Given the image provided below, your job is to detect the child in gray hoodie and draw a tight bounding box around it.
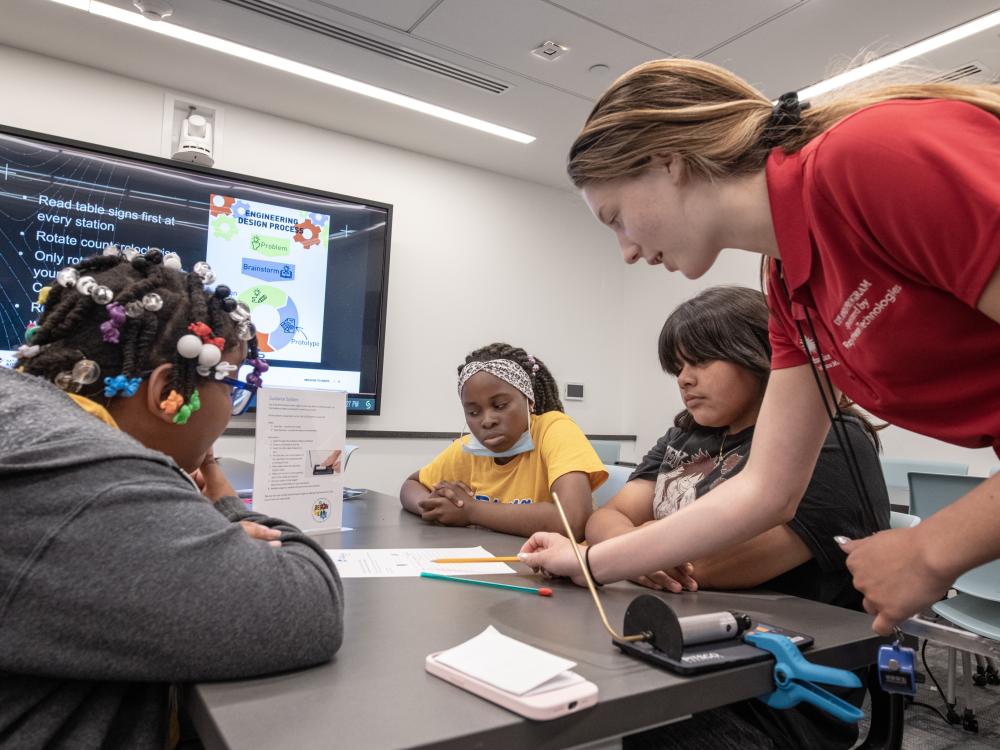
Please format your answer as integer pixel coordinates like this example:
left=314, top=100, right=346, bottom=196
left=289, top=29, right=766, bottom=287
left=0, top=249, right=344, bottom=749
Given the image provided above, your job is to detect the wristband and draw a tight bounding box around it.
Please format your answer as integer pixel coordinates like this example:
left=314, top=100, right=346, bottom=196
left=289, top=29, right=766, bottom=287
left=584, top=544, right=603, bottom=587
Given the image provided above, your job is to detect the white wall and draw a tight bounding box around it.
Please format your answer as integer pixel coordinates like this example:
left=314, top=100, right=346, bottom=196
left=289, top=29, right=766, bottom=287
left=0, top=44, right=631, bottom=493
left=3, top=44, right=993, bottom=496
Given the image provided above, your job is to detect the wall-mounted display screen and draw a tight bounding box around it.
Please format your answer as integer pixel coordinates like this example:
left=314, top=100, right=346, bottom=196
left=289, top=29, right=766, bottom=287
left=0, top=126, right=391, bottom=414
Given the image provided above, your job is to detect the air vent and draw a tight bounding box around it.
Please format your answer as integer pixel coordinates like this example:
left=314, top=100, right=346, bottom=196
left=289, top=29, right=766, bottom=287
left=218, top=0, right=510, bottom=94
left=933, top=62, right=985, bottom=83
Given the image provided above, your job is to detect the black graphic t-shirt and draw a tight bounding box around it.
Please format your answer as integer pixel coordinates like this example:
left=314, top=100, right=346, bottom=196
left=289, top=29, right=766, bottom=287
left=629, top=417, right=890, bottom=750
left=630, top=416, right=889, bottom=609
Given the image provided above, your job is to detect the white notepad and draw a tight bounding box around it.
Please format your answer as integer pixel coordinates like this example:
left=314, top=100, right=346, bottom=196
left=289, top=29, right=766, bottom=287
left=434, top=626, right=576, bottom=695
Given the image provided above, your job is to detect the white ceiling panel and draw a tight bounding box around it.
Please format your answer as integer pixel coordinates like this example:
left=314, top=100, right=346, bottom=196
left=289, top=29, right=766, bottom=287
left=550, top=0, right=802, bottom=57
left=703, top=0, right=1000, bottom=96
left=277, top=0, right=442, bottom=32
left=413, top=0, right=665, bottom=98
left=3, top=0, right=997, bottom=190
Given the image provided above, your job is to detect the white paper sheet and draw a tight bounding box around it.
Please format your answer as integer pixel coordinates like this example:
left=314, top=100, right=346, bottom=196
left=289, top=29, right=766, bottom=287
left=325, top=546, right=516, bottom=578
left=434, top=626, right=577, bottom=695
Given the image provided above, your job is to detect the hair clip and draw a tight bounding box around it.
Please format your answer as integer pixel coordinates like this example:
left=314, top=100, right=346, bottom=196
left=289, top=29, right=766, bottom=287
left=172, top=390, right=201, bottom=425
left=192, top=261, right=216, bottom=285
left=56, top=267, right=79, bottom=288
left=209, top=361, right=238, bottom=380
left=160, top=390, right=184, bottom=416
left=229, top=301, right=252, bottom=323
left=37, top=286, right=51, bottom=306
left=236, top=321, right=255, bottom=341
left=162, top=252, right=183, bottom=270
left=15, top=344, right=40, bottom=359
left=121, top=247, right=140, bottom=262
left=74, top=275, right=115, bottom=305
left=100, top=303, right=127, bottom=344
left=24, top=322, right=39, bottom=342
left=103, top=373, right=143, bottom=398
left=141, top=293, right=163, bottom=312
left=54, top=358, right=101, bottom=392
left=102, top=244, right=120, bottom=257
left=245, top=357, right=269, bottom=388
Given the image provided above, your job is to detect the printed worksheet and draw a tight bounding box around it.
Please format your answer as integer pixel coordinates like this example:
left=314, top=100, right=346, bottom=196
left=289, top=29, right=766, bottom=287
left=324, top=546, right=517, bottom=578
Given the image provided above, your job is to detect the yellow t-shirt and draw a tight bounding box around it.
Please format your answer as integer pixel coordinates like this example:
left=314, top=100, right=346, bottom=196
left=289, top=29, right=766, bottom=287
left=418, top=411, right=607, bottom=505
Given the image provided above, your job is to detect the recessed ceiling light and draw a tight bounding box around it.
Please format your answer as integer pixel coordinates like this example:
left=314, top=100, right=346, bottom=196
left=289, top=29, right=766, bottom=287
left=45, top=0, right=536, bottom=144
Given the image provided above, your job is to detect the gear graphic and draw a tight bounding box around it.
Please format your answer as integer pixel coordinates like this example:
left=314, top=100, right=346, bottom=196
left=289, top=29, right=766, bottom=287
left=209, top=194, right=235, bottom=217
left=307, top=212, right=329, bottom=227
left=213, top=214, right=239, bottom=241
left=232, top=200, right=252, bottom=220
left=293, top=218, right=321, bottom=249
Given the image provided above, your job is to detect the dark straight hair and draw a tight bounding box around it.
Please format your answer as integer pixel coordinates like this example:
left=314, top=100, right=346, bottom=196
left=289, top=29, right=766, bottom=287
left=660, top=285, right=881, bottom=448
left=659, top=286, right=771, bottom=432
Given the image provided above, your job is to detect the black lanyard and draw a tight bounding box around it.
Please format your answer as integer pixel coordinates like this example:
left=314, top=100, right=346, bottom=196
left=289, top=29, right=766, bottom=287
left=777, top=261, right=882, bottom=533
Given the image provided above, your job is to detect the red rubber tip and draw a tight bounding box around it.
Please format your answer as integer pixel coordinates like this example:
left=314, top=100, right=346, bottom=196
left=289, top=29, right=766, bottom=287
left=538, top=587, right=554, bottom=597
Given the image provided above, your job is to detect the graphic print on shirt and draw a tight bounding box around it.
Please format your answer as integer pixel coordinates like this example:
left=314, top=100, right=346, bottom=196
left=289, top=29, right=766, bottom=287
left=653, top=447, right=746, bottom=519
left=831, top=278, right=904, bottom=350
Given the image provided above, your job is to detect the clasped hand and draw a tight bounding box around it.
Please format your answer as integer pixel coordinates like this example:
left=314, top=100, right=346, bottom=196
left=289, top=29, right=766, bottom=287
left=419, top=481, right=475, bottom=526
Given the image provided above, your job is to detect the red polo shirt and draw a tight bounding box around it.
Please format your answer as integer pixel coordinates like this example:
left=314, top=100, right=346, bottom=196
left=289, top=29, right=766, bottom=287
left=765, top=99, right=1000, bottom=456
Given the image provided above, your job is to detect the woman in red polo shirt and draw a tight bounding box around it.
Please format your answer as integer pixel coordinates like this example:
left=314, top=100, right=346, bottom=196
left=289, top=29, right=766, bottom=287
left=519, top=58, right=1000, bottom=636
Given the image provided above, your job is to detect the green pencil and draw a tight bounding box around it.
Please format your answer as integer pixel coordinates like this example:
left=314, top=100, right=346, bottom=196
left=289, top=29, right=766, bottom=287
left=420, top=571, right=553, bottom=596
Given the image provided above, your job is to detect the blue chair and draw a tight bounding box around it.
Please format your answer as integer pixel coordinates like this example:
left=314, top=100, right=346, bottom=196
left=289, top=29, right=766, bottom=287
left=590, top=440, right=621, bottom=464
left=593, top=464, right=633, bottom=507
left=880, top=458, right=968, bottom=488
left=933, top=595, right=1000, bottom=642
left=908, top=472, right=982, bottom=519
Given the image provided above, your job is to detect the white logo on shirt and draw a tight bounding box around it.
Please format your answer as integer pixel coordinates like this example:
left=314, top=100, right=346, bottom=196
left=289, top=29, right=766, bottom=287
left=840, top=284, right=903, bottom=349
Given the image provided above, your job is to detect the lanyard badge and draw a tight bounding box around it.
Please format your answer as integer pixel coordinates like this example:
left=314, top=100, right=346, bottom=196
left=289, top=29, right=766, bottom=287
left=877, top=628, right=916, bottom=696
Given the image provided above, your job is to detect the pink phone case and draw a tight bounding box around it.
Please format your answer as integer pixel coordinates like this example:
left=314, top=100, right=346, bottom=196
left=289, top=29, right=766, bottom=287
left=425, top=652, right=598, bottom=720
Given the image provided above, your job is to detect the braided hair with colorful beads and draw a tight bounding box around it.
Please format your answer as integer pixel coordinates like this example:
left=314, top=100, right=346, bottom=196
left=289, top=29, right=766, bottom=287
left=19, top=248, right=261, bottom=423
left=458, top=343, right=564, bottom=415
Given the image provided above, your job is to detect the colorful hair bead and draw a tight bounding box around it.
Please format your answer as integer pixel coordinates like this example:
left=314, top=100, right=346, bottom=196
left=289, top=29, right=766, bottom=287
left=100, top=302, right=127, bottom=344
left=172, top=389, right=201, bottom=425
left=103, top=374, right=143, bottom=398
left=160, top=390, right=184, bottom=416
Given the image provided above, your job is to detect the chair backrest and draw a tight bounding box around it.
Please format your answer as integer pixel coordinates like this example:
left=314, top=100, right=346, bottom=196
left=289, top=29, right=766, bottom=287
left=908, top=472, right=984, bottom=519
left=953, top=560, right=1000, bottom=603
left=589, top=440, right=621, bottom=464
left=880, top=458, right=967, bottom=489
left=593, top=464, right=633, bottom=507
left=889, top=511, right=921, bottom=529
left=216, top=457, right=255, bottom=496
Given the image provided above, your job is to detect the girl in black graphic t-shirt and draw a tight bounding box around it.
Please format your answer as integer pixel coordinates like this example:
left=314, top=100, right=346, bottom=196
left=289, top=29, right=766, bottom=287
left=586, top=286, right=888, bottom=750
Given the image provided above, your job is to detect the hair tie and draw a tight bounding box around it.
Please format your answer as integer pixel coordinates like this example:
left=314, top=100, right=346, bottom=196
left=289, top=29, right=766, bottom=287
left=760, top=92, right=809, bottom=150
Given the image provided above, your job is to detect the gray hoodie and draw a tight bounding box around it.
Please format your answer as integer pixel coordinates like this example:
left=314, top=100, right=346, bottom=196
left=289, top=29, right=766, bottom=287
left=0, top=367, right=344, bottom=749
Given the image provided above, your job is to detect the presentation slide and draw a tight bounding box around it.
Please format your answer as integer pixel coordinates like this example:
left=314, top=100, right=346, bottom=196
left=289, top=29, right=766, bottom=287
left=0, top=129, right=390, bottom=411
left=207, top=193, right=329, bottom=365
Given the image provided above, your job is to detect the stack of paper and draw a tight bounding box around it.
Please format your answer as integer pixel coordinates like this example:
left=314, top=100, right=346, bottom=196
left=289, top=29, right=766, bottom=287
left=434, top=626, right=577, bottom=695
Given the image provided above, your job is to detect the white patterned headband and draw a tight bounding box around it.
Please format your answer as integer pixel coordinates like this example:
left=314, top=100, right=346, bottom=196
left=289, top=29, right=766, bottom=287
left=457, top=359, right=535, bottom=402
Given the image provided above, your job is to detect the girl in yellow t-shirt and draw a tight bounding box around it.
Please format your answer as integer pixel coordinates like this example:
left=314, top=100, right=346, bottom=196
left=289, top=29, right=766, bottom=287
left=399, top=343, right=607, bottom=540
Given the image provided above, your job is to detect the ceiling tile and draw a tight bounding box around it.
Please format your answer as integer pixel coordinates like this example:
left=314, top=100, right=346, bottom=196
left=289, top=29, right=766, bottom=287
left=703, top=0, right=1000, bottom=96
left=550, top=0, right=801, bottom=57
left=271, top=0, right=442, bottom=32
left=413, top=0, right=664, bottom=98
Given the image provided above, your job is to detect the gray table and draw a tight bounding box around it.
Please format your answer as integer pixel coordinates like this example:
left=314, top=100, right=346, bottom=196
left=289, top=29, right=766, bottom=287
left=187, top=491, right=886, bottom=750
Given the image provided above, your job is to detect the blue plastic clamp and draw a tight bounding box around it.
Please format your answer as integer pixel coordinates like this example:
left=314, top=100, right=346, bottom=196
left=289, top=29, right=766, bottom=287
left=745, top=631, right=864, bottom=723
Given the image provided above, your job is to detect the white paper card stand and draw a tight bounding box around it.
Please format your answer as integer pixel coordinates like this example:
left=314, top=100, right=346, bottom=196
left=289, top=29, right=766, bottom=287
left=252, top=387, right=345, bottom=532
